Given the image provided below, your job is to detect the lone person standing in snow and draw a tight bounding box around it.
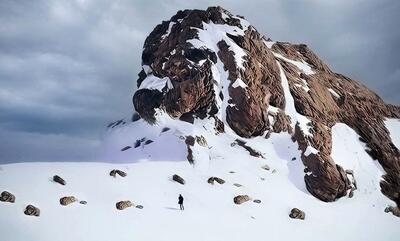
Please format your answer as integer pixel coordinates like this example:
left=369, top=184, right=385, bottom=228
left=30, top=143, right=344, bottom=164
left=178, top=194, right=184, bottom=210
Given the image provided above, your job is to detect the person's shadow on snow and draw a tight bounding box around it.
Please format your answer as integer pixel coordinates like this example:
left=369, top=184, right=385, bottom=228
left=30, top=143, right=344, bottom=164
left=164, top=207, right=180, bottom=211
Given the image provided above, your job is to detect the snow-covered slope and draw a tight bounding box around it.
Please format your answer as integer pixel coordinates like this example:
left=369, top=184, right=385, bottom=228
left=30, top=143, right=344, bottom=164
left=1, top=115, right=399, bottom=241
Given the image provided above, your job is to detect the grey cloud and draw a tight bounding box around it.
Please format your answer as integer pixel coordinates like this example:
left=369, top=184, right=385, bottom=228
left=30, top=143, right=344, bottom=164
left=0, top=0, right=399, bottom=163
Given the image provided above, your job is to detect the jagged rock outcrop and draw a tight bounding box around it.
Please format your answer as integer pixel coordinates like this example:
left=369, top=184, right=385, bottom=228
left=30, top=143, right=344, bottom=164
left=132, top=6, right=400, bottom=205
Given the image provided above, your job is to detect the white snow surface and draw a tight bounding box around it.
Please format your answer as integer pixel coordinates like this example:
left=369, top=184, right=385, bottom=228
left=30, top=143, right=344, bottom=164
left=385, top=118, right=400, bottom=149
left=139, top=74, right=173, bottom=91
left=1, top=113, right=399, bottom=241
left=274, top=53, right=315, bottom=75
left=328, top=88, right=340, bottom=98
left=277, top=62, right=313, bottom=137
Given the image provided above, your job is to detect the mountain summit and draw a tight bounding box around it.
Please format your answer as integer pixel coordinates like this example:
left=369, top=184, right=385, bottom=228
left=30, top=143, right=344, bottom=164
left=131, top=6, right=400, bottom=206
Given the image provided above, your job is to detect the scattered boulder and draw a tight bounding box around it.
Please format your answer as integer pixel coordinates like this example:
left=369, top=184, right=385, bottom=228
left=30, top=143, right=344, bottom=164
left=134, top=140, right=141, bottom=148
left=233, top=183, right=242, bottom=187
left=291, top=157, right=296, bottom=161
left=24, top=205, right=40, bottom=217
left=172, top=174, right=185, bottom=185
left=110, top=169, right=127, bottom=178
left=234, top=195, right=250, bottom=205
left=121, top=146, right=132, bottom=151
left=253, top=199, right=262, bottom=204
left=79, top=200, right=87, bottom=205
left=207, top=177, right=226, bottom=185
left=53, top=175, right=66, bottom=185
left=144, top=139, right=153, bottom=145
left=384, top=206, right=400, bottom=217
left=161, top=127, right=170, bottom=133
left=229, top=171, right=236, bottom=174
left=289, top=208, right=305, bottom=220
left=0, top=191, right=15, bottom=203
left=261, top=164, right=270, bottom=171
left=116, top=200, right=133, bottom=210
left=60, top=196, right=77, bottom=206
left=136, top=205, right=144, bottom=209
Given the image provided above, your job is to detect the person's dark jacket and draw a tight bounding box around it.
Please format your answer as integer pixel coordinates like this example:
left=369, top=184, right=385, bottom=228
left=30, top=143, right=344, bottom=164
left=178, top=195, right=184, bottom=204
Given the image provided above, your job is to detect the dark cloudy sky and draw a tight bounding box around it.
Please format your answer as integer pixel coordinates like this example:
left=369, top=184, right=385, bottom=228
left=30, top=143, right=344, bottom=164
left=0, top=0, right=399, bottom=163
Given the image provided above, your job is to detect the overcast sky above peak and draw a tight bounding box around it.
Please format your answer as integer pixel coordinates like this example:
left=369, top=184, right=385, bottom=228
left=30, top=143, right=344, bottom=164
left=0, top=0, right=399, bottom=163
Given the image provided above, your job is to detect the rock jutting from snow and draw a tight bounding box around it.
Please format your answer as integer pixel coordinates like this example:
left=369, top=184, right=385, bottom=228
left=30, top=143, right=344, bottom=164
left=172, top=174, right=185, bottom=185
left=289, top=208, right=305, bottom=220
left=116, top=200, right=133, bottom=210
left=24, top=205, right=40, bottom=217
left=131, top=6, right=400, bottom=206
left=60, top=196, right=77, bottom=206
left=110, top=169, right=127, bottom=178
left=234, top=195, right=250, bottom=205
left=207, top=177, right=226, bottom=185
left=0, top=191, right=15, bottom=203
left=53, top=175, right=66, bottom=185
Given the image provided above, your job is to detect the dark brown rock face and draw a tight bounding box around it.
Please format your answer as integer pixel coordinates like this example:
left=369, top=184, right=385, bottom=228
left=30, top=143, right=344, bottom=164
left=132, top=6, right=400, bottom=205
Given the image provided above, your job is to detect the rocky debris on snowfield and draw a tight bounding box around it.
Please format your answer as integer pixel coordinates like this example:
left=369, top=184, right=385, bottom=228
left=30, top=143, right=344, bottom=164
left=233, top=139, right=264, bottom=158
left=261, top=164, right=270, bottom=171
left=60, top=196, right=77, bottom=206
left=110, top=169, right=127, bottom=178
left=24, top=205, right=40, bottom=217
left=233, top=183, right=242, bottom=187
left=291, top=157, right=296, bottom=161
left=134, top=140, right=141, bottom=148
left=107, top=119, right=126, bottom=128
left=207, top=177, right=225, bottom=185
left=196, top=135, right=208, bottom=147
left=384, top=206, right=400, bottom=217
left=0, top=191, right=15, bottom=203
left=144, top=139, right=153, bottom=145
left=172, top=174, right=185, bottom=185
left=253, top=199, right=262, bottom=203
left=53, top=175, right=66, bottom=185
left=161, top=127, right=170, bottom=133
left=136, top=205, right=144, bottom=209
left=289, top=208, right=305, bottom=220
left=234, top=195, right=250, bottom=205
left=116, top=200, right=133, bottom=210
left=121, top=146, right=131, bottom=151
left=131, top=5, right=400, bottom=206
left=79, top=200, right=87, bottom=205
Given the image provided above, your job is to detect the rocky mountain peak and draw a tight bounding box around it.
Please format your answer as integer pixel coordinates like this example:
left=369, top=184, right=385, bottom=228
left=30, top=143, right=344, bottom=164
left=132, top=6, right=400, bottom=206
